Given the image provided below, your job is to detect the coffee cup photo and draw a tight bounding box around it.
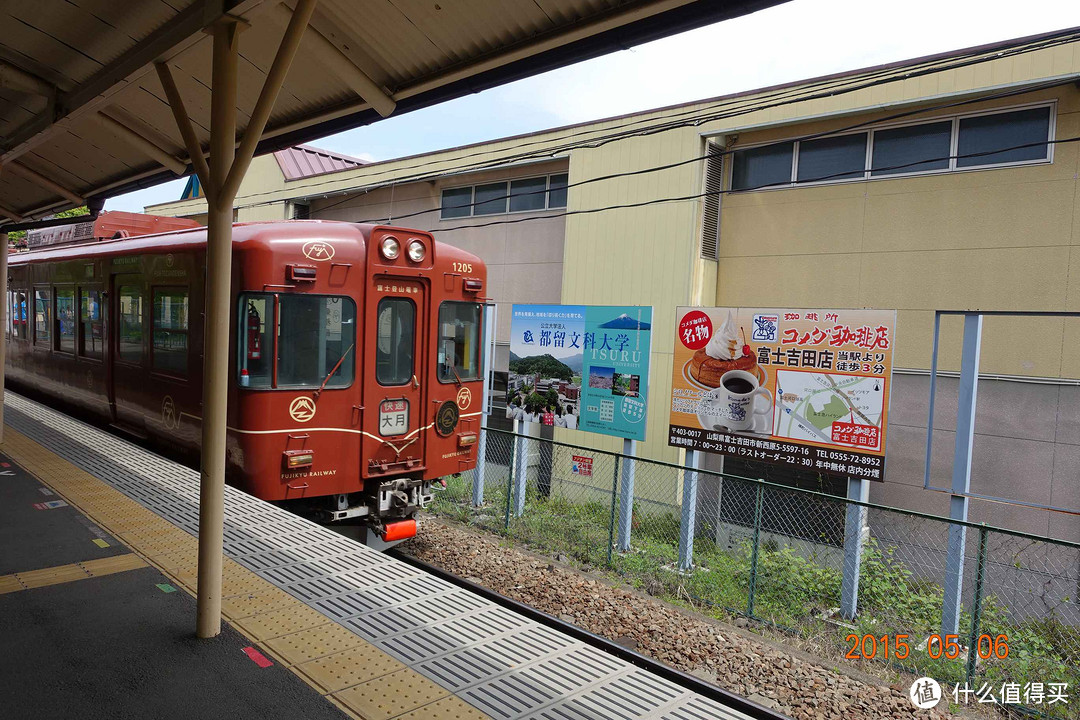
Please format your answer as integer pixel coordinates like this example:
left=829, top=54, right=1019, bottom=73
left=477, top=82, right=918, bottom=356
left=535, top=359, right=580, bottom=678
left=696, top=369, right=773, bottom=433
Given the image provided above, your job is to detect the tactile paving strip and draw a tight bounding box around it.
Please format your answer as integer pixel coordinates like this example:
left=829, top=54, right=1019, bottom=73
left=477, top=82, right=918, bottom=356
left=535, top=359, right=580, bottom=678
left=5, top=392, right=753, bottom=720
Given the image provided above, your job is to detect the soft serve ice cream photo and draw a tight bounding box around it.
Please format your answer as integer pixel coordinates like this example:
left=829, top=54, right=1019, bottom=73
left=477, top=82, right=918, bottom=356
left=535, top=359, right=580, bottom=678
left=689, top=310, right=765, bottom=388
left=674, top=308, right=772, bottom=436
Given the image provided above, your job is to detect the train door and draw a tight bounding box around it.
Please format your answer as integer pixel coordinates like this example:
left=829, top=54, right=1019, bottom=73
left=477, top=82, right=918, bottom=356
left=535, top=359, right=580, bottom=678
left=109, top=273, right=148, bottom=428
left=361, top=284, right=427, bottom=476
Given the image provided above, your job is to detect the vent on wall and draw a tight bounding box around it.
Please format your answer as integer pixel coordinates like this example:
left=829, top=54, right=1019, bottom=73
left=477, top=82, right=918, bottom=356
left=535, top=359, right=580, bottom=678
left=700, top=141, right=723, bottom=261
left=292, top=202, right=310, bottom=220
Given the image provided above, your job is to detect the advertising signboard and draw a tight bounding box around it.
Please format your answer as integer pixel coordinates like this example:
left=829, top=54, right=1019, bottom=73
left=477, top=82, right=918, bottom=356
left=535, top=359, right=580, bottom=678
left=507, top=304, right=652, bottom=441
left=668, top=307, right=896, bottom=480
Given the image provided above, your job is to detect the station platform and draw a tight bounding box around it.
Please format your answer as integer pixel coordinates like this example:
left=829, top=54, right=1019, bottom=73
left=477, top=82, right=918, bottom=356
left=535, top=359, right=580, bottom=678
left=0, top=390, right=756, bottom=720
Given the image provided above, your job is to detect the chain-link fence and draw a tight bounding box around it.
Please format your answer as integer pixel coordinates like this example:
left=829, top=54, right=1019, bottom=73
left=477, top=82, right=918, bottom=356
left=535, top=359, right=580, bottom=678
left=431, top=427, right=1080, bottom=718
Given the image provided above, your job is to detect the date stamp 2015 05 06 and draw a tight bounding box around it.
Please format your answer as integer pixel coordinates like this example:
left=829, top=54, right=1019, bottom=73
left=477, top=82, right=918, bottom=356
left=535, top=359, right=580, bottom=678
left=843, top=633, right=1010, bottom=662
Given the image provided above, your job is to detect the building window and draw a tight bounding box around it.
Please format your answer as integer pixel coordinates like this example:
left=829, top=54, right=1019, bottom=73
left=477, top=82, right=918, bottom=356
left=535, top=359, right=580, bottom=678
left=957, top=106, right=1051, bottom=168
left=153, top=287, right=189, bottom=375
left=473, top=182, right=508, bottom=215
left=871, top=121, right=952, bottom=176
left=440, top=173, right=570, bottom=219
left=731, top=142, right=794, bottom=191
left=797, top=133, right=866, bottom=183
left=509, top=177, right=547, bottom=213
left=79, top=288, right=103, bottom=359
left=440, top=187, right=472, bottom=219
left=548, top=173, right=568, bottom=209
left=33, top=288, right=51, bottom=348
left=55, top=287, right=76, bottom=354
left=730, top=102, right=1054, bottom=191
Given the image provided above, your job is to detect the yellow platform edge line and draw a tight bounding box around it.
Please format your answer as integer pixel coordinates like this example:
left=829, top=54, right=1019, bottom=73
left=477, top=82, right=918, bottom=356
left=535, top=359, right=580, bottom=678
left=0, top=423, right=491, bottom=720
left=0, top=555, right=150, bottom=595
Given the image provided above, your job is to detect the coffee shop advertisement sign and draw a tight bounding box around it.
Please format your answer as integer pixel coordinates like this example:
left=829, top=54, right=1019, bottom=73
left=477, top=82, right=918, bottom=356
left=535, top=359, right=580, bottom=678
left=508, top=304, right=652, bottom=441
left=668, top=307, right=896, bottom=481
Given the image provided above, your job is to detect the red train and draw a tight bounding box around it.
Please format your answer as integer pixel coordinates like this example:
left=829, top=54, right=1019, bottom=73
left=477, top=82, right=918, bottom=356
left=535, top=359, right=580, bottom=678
left=6, top=212, right=487, bottom=543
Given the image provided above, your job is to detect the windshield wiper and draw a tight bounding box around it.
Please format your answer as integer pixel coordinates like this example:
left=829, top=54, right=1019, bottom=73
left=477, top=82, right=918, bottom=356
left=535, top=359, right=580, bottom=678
left=448, top=361, right=463, bottom=387
left=314, top=344, right=354, bottom=400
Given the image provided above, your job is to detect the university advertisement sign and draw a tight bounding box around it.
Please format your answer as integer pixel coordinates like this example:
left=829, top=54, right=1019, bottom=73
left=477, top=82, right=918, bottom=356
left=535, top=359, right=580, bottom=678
left=668, top=307, right=896, bottom=480
left=507, top=304, right=652, bottom=441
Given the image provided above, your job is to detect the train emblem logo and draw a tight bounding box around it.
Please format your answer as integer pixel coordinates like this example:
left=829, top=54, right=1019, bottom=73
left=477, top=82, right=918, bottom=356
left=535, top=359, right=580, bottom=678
left=456, top=387, right=472, bottom=410
left=289, top=396, right=317, bottom=423
left=161, top=396, right=180, bottom=431
left=302, top=240, right=335, bottom=262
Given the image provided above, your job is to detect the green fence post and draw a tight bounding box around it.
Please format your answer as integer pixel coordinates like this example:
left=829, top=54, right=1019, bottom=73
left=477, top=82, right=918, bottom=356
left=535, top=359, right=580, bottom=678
left=747, top=481, right=764, bottom=618
left=504, top=435, right=516, bottom=531
left=607, top=455, right=621, bottom=567
left=965, top=525, right=989, bottom=686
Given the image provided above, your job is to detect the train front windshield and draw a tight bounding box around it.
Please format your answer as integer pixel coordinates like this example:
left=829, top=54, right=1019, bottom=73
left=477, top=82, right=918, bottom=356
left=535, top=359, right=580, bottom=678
left=238, top=293, right=356, bottom=389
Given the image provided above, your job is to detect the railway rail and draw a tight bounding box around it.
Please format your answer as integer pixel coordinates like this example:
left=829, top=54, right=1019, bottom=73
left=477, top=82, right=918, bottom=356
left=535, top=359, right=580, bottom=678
left=391, top=550, right=792, bottom=720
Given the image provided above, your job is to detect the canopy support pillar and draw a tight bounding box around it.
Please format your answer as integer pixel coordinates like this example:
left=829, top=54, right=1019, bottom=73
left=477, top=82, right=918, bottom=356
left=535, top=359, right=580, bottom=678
left=195, top=16, right=241, bottom=640
left=187, top=0, right=317, bottom=640
left=0, top=228, right=7, bottom=444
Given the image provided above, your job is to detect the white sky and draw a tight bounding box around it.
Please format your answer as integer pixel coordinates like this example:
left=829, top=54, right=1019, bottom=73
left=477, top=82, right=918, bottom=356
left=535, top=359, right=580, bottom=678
left=107, top=0, right=1080, bottom=212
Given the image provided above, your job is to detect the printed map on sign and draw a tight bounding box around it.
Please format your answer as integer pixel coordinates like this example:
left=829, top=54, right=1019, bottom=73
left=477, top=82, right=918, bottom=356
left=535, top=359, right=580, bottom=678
left=774, top=371, right=884, bottom=449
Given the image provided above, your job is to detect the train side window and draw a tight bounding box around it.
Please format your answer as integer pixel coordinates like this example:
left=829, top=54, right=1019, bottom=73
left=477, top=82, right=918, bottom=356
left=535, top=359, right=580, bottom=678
left=152, top=287, right=189, bottom=376
left=33, top=288, right=51, bottom=348
left=277, top=295, right=356, bottom=389
left=118, top=285, right=144, bottom=364
left=376, top=298, right=415, bottom=386
left=237, top=293, right=272, bottom=388
left=79, top=288, right=103, bottom=359
left=55, top=287, right=76, bottom=354
left=437, top=302, right=482, bottom=383
left=5, top=291, right=11, bottom=338
left=12, top=290, right=27, bottom=340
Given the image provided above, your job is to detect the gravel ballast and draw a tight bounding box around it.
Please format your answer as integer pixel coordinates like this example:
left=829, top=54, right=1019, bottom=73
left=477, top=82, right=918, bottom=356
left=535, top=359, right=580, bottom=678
left=401, top=518, right=959, bottom=720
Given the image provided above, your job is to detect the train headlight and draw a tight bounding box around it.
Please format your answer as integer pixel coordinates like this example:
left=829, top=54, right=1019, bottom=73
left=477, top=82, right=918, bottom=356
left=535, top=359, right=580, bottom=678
left=380, top=236, right=400, bottom=260
left=406, top=239, right=426, bottom=262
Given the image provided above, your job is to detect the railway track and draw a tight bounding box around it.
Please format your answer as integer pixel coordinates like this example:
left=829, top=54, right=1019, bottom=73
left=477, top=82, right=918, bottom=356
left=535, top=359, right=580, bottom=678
left=390, top=550, right=792, bottom=720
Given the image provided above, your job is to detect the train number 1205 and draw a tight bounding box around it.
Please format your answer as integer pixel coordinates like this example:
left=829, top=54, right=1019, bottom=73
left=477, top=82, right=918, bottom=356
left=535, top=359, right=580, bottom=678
left=452, top=262, right=473, bottom=273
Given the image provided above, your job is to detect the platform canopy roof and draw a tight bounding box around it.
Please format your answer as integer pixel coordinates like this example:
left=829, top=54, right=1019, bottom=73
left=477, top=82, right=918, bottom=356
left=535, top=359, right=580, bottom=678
left=0, top=0, right=784, bottom=225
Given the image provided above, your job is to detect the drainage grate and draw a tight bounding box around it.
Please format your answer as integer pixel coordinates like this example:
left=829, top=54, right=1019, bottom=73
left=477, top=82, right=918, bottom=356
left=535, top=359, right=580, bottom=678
left=4, top=392, right=756, bottom=720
